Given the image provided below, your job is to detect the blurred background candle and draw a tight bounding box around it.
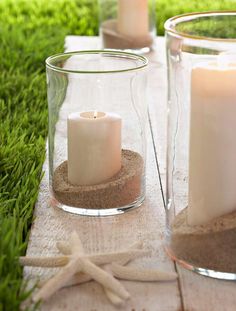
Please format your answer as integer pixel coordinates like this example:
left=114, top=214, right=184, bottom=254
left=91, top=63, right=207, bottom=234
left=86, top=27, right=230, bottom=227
left=67, top=111, right=121, bottom=186
left=117, top=0, right=149, bottom=38
left=99, top=0, right=155, bottom=51
left=188, top=62, right=236, bottom=226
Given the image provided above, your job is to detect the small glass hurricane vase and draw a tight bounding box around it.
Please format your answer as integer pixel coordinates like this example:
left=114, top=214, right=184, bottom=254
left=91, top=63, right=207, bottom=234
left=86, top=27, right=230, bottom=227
left=46, top=50, right=148, bottom=216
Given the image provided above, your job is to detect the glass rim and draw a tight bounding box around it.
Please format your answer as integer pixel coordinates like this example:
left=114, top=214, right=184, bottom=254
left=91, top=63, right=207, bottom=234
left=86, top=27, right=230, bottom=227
left=164, top=11, right=236, bottom=42
left=45, top=50, right=148, bottom=74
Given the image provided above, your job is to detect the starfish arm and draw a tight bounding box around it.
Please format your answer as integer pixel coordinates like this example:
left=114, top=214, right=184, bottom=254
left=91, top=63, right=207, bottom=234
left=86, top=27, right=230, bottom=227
left=56, top=242, right=71, bottom=255
left=62, top=272, right=92, bottom=287
left=87, top=249, right=149, bottom=265
left=104, top=288, right=124, bottom=306
left=40, top=265, right=124, bottom=306
left=81, top=259, right=130, bottom=300
left=19, top=256, right=69, bottom=267
left=103, top=265, right=124, bottom=306
left=20, top=249, right=148, bottom=269
left=128, top=241, right=143, bottom=250
left=118, top=241, right=144, bottom=266
left=69, top=231, right=84, bottom=254
left=111, top=263, right=178, bottom=282
left=33, top=258, right=82, bottom=302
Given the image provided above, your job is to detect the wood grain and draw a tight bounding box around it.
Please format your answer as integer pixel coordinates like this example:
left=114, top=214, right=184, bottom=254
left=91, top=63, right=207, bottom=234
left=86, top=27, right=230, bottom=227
left=23, top=36, right=182, bottom=311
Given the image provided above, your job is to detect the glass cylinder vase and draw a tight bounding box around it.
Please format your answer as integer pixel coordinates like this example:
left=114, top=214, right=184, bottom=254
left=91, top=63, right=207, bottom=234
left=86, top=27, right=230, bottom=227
left=99, top=0, right=156, bottom=53
left=46, top=50, right=148, bottom=216
left=165, top=12, right=236, bottom=279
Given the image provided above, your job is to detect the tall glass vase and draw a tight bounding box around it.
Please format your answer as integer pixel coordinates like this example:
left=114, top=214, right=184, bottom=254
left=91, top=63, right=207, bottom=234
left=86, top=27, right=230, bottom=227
left=165, top=12, right=236, bottom=279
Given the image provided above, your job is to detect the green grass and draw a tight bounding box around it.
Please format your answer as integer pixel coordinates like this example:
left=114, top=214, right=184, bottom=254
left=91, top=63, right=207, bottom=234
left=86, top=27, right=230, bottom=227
left=0, top=1, right=97, bottom=310
left=0, top=0, right=235, bottom=310
left=156, top=0, right=236, bottom=34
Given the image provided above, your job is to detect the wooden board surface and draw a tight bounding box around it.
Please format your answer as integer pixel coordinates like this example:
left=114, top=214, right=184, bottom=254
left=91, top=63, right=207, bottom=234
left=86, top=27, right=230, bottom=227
left=24, top=36, right=236, bottom=311
left=23, top=36, right=181, bottom=311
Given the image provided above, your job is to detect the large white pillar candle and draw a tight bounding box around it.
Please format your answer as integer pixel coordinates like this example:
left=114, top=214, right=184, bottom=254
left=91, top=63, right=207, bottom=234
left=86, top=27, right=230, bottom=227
left=188, top=64, right=236, bottom=226
left=117, top=0, right=149, bottom=38
left=67, top=111, right=121, bottom=186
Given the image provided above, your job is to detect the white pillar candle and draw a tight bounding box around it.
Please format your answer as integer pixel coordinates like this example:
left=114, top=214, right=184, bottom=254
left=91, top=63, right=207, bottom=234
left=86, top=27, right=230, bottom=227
left=117, top=0, right=149, bottom=38
left=67, top=111, right=121, bottom=186
left=188, top=63, right=236, bottom=226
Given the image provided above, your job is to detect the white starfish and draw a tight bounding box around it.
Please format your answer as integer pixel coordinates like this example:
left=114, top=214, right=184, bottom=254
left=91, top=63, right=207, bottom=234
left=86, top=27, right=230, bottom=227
left=20, top=231, right=177, bottom=305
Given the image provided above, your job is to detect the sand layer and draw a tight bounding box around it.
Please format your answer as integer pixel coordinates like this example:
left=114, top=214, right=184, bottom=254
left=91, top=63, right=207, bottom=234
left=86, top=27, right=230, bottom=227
left=170, top=208, right=236, bottom=273
left=52, top=149, right=143, bottom=209
left=101, top=19, right=153, bottom=50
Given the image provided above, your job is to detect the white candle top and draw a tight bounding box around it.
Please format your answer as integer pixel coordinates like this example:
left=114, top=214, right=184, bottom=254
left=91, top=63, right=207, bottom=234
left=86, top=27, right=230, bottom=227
left=191, top=63, right=236, bottom=97
left=79, top=111, right=105, bottom=119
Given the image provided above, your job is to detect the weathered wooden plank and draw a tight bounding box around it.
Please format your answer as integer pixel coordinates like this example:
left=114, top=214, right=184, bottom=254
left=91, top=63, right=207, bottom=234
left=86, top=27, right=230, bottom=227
left=148, top=36, right=236, bottom=311
left=23, top=36, right=182, bottom=311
